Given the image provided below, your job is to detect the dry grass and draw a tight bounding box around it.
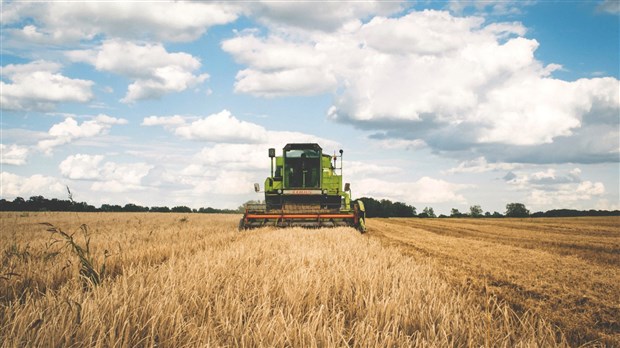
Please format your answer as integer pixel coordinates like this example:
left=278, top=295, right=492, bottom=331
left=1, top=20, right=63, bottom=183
left=368, top=217, right=620, bottom=347
left=0, top=212, right=567, bottom=347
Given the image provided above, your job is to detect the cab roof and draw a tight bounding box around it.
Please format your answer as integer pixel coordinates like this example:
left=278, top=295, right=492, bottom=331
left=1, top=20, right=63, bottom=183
left=283, top=143, right=322, bottom=151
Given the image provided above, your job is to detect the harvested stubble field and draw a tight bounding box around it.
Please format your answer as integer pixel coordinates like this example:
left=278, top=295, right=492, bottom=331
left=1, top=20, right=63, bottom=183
left=0, top=213, right=617, bottom=347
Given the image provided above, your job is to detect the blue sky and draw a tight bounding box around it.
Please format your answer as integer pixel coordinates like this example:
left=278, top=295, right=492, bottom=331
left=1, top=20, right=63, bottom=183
left=1, top=0, right=618, bottom=214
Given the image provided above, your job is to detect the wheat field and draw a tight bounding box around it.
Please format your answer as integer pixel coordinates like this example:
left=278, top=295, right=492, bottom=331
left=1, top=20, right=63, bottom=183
left=1, top=213, right=616, bottom=347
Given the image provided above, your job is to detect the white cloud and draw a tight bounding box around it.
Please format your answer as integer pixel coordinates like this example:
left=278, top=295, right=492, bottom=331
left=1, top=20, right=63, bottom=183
left=174, top=110, right=268, bottom=143
left=595, top=199, right=620, bottom=211
left=59, top=154, right=105, bottom=180
left=596, top=0, right=620, bottom=14
left=371, top=138, right=427, bottom=151
left=528, top=181, right=605, bottom=208
left=2, top=2, right=239, bottom=43
left=445, top=157, right=520, bottom=174
left=67, top=40, right=209, bottom=102
left=0, top=172, right=65, bottom=199
left=356, top=177, right=469, bottom=205
left=141, top=109, right=341, bottom=198
left=0, top=144, right=29, bottom=165
left=143, top=109, right=340, bottom=150
left=234, top=68, right=338, bottom=97
left=447, top=0, right=535, bottom=15
left=141, top=115, right=187, bottom=128
left=249, top=0, right=403, bottom=32
left=37, top=115, right=128, bottom=154
left=504, top=167, right=606, bottom=209
left=222, top=34, right=338, bottom=96
left=347, top=161, right=402, bottom=179
left=189, top=170, right=257, bottom=195
left=59, top=154, right=153, bottom=192
left=510, top=168, right=583, bottom=187
left=0, top=60, right=93, bottom=111
left=195, top=144, right=266, bottom=171
left=223, top=10, right=619, bottom=164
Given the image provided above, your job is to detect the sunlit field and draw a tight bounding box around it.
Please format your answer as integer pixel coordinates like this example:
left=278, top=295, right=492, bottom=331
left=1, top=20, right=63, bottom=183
left=368, top=217, right=620, bottom=347
left=2, top=212, right=617, bottom=346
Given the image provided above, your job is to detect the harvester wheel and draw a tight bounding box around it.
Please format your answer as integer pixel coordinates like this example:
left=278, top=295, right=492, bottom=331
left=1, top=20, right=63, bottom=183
left=238, top=218, right=245, bottom=231
left=358, top=217, right=366, bottom=233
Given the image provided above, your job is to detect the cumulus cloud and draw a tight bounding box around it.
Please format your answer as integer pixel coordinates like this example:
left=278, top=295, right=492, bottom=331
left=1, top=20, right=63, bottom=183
left=174, top=110, right=268, bottom=143
left=59, top=154, right=153, bottom=192
left=596, top=0, right=620, bottom=14
left=505, top=167, right=606, bottom=209
left=142, top=109, right=339, bottom=149
left=445, top=157, right=521, bottom=174
left=222, top=35, right=337, bottom=96
left=1, top=60, right=93, bottom=111
left=67, top=40, right=208, bottom=102
left=528, top=181, right=605, bottom=208
left=141, top=109, right=341, bottom=197
left=0, top=144, right=29, bottom=165
left=249, top=0, right=403, bottom=32
left=356, top=177, right=470, bottom=205
left=37, top=114, right=128, bottom=154
left=447, top=0, right=535, bottom=15
left=371, top=139, right=427, bottom=151
left=0, top=172, right=65, bottom=198
left=141, top=115, right=186, bottom=128
left=346, top=161, right=402, bottom=179
left=2, top=1, right=239, bottom=43
left=222, top=10, right=619, bottom=164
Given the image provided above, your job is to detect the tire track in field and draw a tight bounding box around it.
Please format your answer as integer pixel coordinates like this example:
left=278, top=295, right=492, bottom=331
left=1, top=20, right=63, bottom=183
left=365, top=218, right=620, bottom=347
left=384, top=218, right=620, bottom=266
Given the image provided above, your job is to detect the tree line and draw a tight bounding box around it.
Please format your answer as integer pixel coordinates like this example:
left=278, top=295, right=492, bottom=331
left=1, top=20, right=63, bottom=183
left=358, top=198, right=618, bottom=218
left=1, top=195, right=618, bottom=218
left=0, top=196, right=239, bottom=214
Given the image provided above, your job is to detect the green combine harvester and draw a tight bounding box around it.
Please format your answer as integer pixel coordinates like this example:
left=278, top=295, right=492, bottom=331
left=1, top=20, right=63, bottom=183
left=240, top=143, right=366, bottom=232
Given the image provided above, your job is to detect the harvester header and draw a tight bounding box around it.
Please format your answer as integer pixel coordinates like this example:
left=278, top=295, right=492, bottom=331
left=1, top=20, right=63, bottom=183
left=240, top=143, right=366, bottom=232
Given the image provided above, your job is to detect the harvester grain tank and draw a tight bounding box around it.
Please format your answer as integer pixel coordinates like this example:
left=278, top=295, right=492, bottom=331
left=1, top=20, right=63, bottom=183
left=240, top=143, right=366, bottom=232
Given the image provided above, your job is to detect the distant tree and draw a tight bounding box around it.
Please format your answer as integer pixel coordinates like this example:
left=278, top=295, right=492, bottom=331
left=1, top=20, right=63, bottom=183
left=72, top=201, right=97, bottom=212
left=150, top=206, right=171, bottom=213
left=0, top=199, right=11, bottom=211
left=450, top=208, right=463, bottom=218
left=469, top=205, right=483, bottom=218
left=101, top=204, right=123, bottom=212
left=484, top=212, right=491, bottom=217
left=49, top=198, right=73, bottom=211
left=123, top=203, right=148, bottom=212
left=171, top=206, right=192, bottom=213
left=12, top=197, right=26, bottom=210
left=359, top=198, right=385, bottom=217
left=28, top=196, right=48, bottom=211
left=421, top=207, right=436, bottom=218
left=505, top=203, right=530, bottom=217
left=392, top=201, right=416, bottom=217
left=492, top=211, right=503, bottom=218
left=358, top=197, right=415, bottom=218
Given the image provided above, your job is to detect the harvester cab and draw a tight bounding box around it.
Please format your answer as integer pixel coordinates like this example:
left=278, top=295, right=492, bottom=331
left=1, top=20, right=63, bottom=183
left=240, top=143, right=366, bottom=232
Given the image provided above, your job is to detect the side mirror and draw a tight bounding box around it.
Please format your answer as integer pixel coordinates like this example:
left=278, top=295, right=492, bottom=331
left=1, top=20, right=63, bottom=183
left=268, top=148, right=275, bottom=158
left=254, top=183, right=260, bottom=192
left=344, top=183, right=350, bottom=191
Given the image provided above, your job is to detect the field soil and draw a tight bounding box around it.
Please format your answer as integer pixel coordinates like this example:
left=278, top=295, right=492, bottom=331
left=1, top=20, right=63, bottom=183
left=367, top=217, right=620, bottom=346
left=1, top=213, right=618, bottom=347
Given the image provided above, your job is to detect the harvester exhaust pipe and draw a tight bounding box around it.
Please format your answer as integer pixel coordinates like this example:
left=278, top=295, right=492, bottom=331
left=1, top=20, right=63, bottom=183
left=339, top=149, right=343, bottom=176
left=268, top=148, right=275, bottom=177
